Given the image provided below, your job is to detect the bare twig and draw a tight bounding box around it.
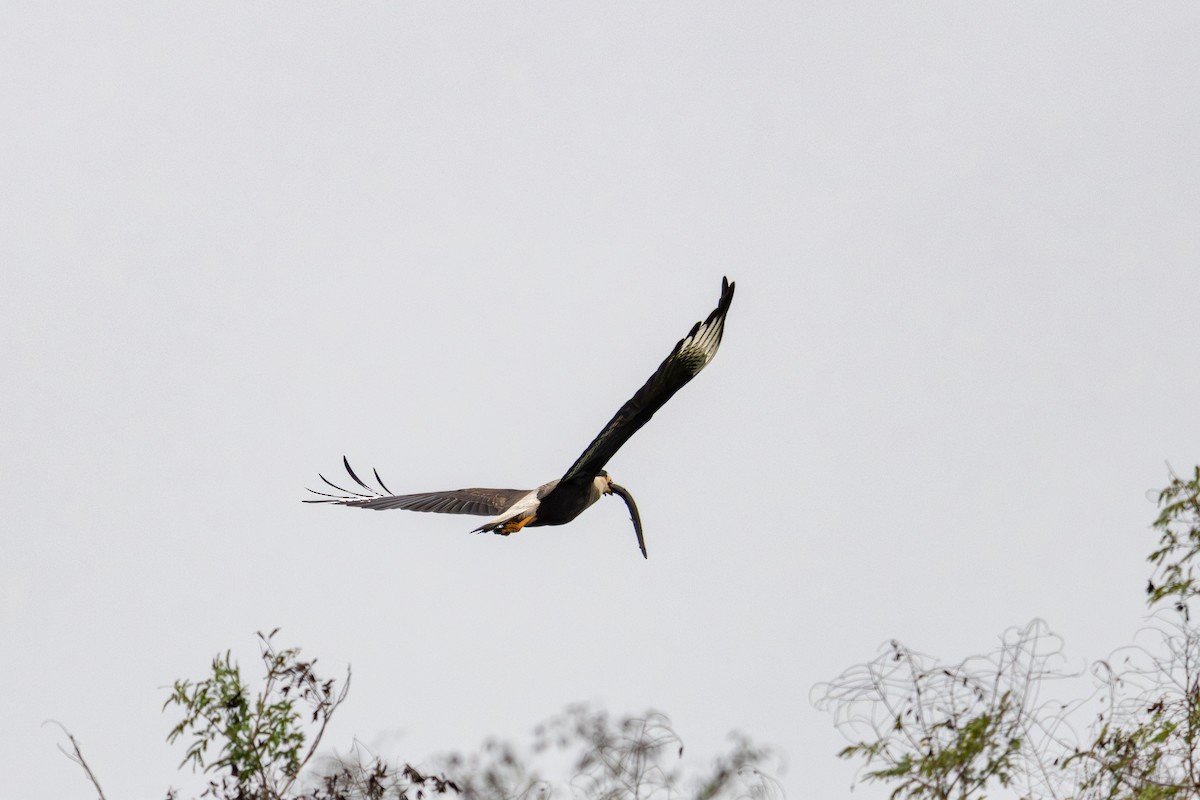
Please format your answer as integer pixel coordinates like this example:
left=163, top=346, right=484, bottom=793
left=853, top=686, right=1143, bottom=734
left=44, top=720, right=108, bottom=800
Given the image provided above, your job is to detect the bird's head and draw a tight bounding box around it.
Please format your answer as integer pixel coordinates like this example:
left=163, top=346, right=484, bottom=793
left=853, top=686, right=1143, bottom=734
left=596, top=469, right=614, bottom=495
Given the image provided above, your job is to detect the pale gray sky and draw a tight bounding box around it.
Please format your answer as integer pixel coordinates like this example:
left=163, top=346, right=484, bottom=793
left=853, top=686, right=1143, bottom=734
left=3, top=4, right=1199, bottom=799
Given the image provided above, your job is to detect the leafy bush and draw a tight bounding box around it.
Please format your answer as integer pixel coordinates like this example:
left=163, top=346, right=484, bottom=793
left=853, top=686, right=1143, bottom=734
left=817, top=465, right=1200, bottom=800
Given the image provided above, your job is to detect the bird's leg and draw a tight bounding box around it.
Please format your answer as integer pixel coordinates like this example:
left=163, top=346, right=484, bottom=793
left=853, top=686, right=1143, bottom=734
left=497, top=516, right=535, bottom=535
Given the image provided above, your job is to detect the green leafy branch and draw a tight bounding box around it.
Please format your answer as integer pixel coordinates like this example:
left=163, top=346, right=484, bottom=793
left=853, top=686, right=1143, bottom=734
left=1146, top=465, right=1200, bottom=610
left=815, top=620, right=1078, bottom=800
left=1066, top=611, right=1200, bottom=800
left=163, top=629, right=350, bottom=799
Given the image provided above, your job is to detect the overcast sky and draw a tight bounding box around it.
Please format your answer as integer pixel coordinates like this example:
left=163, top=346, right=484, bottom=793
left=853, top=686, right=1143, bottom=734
left=3, top=4, right=1200, bottom=799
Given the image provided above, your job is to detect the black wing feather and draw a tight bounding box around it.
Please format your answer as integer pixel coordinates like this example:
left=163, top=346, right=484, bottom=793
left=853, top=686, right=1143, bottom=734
left=319, top=472, right=372, bottom=498
left=341, top=456, right=375, bottom=493
left=372, top=468, right=393, bottom=495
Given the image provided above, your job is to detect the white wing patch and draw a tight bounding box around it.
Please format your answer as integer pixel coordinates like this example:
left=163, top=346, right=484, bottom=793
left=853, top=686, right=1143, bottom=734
left=676, top=312, right=725, bottom=375
left=480, top=488, right=540, bottom=528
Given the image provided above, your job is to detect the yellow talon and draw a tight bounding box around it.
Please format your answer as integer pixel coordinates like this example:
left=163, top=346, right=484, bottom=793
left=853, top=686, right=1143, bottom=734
left=499, top=516, right=535, bottom=535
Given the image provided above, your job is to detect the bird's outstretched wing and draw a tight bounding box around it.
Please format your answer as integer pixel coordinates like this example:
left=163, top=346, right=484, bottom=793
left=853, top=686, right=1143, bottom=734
left=556, top=276, right=735, bottom=487
left=305, top=457, right=528, bottom=515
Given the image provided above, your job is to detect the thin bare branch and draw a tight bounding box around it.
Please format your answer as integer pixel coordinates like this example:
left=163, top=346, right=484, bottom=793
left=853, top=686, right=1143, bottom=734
left=44, top=721, right=108, bottom=800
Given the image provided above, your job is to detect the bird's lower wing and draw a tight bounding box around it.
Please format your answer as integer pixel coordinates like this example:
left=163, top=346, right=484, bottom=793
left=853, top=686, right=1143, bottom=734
left=305, top=457, right=527, bottom=515
left=557, top=276, right=735, bottom=486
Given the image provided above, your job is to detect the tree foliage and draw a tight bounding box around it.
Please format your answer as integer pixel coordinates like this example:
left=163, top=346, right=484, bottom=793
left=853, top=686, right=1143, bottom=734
left=814, top=620, right=1077, bottom=800
left=1068, top=613, right=1200, bottom=800
left=54, top=633, right=778, bottom=800
left=816, top=465, right=1200, bottom=800
left=1146, top=466, right=1200, bottom=610
left=162, top=629, right=350, bottom=800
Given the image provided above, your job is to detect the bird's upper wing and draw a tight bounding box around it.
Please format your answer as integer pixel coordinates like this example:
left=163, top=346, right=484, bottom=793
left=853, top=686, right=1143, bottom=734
left=556, top=276, right=735, bottom=486
left=305, top=457, right=528, bottom=515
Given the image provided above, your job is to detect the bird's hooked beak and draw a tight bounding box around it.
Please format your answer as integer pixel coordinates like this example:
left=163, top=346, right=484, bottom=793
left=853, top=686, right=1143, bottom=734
left=608, top=481, right=646, bottom=559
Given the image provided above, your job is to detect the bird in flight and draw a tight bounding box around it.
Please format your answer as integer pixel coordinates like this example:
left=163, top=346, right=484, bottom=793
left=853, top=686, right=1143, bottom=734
left=306, top=277, right=735, bottom=559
